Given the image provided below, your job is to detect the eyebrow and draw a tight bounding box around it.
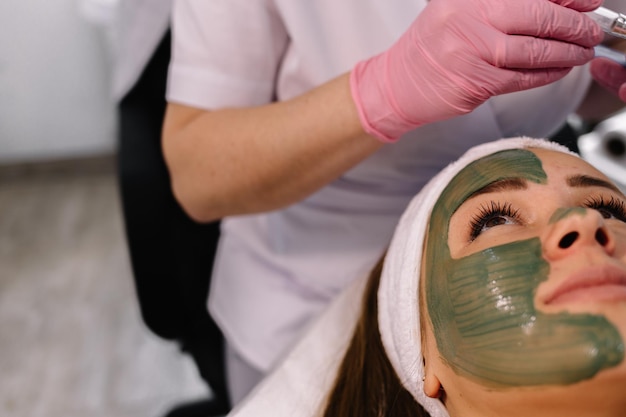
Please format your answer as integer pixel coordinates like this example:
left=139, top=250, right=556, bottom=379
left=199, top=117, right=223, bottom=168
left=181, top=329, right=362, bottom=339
left=566, top=174, right=624, bottom=195
left=462, top=174, right=624, bottom=206
left=465, top=177, right=528, bottom=201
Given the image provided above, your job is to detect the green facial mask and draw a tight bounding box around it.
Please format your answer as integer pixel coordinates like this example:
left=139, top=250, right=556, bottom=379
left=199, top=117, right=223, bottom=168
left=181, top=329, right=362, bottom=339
left=424, top=149, right=624, bottom=387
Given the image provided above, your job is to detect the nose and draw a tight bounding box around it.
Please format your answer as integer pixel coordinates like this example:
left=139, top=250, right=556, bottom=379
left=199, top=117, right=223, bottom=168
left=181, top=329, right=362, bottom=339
left=542, top=208, right=615, bottom=261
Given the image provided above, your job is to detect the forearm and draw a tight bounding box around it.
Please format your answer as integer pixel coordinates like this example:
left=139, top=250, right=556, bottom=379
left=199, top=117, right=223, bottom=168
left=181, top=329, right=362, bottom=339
left=162, top=73, right=383, bottom=223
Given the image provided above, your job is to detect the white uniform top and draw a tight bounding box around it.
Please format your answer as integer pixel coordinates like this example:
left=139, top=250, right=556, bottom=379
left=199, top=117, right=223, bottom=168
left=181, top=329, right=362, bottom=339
left=111, top=0, right=172, bottom=101
left=166, top=0, right=592, bottom=372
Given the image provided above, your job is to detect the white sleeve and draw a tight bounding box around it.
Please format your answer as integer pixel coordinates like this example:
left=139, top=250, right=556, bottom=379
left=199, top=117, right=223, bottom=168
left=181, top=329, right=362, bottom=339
left=166, top=0, right=289, bottom=110
left=227, top=276, right=367, bottom=417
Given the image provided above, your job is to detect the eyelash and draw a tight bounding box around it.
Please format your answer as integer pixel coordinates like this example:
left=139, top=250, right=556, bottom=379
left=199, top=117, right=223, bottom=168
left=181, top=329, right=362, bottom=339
left=469, top=202, right=521, bottom=241
left=468, top=195, right=626, bottom=241
left=584, top=195, right=626, bottom=222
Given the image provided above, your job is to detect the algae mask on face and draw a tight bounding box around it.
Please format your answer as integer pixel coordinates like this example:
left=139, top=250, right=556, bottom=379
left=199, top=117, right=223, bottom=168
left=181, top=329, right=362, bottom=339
left=424, top=149, right=623, bottom=387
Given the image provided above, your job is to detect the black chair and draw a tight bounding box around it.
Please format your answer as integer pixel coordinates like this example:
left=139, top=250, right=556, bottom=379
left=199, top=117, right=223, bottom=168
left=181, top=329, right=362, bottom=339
left=549, top=118, right=584, bottom=154
left=117, top=31, right=230, bottom=417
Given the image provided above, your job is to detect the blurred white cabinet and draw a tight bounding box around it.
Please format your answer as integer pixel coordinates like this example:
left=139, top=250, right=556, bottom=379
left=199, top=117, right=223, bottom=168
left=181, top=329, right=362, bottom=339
left=0, top=0, right=117, bottom=163
left=579, top=110, right=626, bottom=193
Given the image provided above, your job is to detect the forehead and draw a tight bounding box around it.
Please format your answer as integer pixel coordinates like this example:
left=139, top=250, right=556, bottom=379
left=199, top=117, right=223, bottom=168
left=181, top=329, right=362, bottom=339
left=447, top=147, right=611, bottom=204
left=530, top=148, right=607, bottom=181
left=434, top=148, right=547, bottom=216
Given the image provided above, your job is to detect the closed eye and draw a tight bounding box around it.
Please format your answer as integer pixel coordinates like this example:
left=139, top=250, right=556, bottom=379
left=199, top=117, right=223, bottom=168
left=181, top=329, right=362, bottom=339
left=584, top=195, right=626, bottom=222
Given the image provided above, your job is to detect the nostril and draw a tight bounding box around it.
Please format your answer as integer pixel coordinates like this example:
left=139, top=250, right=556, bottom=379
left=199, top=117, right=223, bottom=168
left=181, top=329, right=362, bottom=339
left=559, top=232, right=579, bottom=249
left=596, top=228, right=609, bottom=246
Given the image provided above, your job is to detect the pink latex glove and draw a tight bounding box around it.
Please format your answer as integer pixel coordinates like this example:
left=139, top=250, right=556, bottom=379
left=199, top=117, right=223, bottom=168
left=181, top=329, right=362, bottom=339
left=590, top=57, right=626, bottom=102
left=351, top=0, right=604, bottom=142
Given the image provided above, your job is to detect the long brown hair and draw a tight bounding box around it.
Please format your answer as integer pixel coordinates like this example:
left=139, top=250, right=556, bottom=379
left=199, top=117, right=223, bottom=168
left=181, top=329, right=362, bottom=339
left=322, top=256, right=430, bottom=417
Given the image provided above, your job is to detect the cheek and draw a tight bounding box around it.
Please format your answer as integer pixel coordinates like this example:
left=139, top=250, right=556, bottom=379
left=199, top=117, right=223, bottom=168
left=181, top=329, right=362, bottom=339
left=615, top=226, right=626, bottom=258
left=426, top=238, right=624, bottom=387
left=448, top=240, right=544, bottom=320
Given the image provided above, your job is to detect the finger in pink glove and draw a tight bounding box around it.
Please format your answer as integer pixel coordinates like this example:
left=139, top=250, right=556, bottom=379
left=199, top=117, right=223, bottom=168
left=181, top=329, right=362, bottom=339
left=590, top=57, right=626, bottom=102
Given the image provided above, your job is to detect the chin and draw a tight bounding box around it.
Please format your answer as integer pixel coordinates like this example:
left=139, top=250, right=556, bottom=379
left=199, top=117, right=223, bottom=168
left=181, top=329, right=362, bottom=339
left=448, top=367, right=626, bottom=417
left=544, top=301, right=626, bottom=331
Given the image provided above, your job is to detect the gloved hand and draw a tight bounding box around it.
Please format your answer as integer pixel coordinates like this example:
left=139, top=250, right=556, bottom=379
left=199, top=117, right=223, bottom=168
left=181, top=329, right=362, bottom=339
left=590, top=57, right=626, bottom=102
left=351, top=0, right=604, bottom=142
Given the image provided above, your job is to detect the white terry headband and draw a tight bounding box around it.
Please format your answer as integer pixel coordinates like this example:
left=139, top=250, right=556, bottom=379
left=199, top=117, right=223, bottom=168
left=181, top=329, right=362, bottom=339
left=377, top=137, right=577, bottom=417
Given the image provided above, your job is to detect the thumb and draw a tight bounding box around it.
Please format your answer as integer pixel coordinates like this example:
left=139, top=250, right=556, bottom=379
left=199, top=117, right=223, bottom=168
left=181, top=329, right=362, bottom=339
left=619, top=84, right=626, bottom=102
left=590, top=57, right=626, bottom=96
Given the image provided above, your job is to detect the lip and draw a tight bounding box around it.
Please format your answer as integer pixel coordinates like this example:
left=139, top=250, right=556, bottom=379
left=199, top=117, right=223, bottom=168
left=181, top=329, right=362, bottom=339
left=544, top=264, right=626, bottom=306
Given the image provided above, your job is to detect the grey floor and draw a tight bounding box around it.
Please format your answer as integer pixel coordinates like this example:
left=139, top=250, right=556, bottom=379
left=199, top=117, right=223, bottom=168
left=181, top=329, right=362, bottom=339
left=0, top=157, right=209, bottom=417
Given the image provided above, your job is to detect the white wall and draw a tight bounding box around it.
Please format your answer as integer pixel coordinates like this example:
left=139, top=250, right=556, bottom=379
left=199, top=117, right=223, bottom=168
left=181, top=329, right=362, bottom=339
left=0, top=0, right=117, bottom=163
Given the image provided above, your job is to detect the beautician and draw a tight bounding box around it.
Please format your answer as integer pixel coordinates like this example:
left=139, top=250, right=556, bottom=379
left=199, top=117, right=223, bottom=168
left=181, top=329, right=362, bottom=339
left=162, top=0, right=626, bottom=405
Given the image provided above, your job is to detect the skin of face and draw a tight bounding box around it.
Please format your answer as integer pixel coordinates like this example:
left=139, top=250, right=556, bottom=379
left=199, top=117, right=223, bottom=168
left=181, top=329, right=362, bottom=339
left=421, top=148, right=626, bottom=417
